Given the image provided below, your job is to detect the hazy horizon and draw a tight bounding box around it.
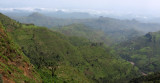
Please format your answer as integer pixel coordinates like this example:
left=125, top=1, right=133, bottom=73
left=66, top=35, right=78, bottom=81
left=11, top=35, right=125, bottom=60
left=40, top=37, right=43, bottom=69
left=1, top=0, right=160, bottom=18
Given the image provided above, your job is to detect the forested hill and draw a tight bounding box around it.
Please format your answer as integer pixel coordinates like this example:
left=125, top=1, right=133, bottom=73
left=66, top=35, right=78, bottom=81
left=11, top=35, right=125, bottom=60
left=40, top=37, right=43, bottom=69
left=0, top=21, right=41, bottom=82
left=10, top=12, right=160, bottom=44
left=51, top=23, right=143, bottom=45
left=0, top=13, right=141, bottom=82
left=116, top=31, right=160, bottom=74
left=52, top=24, right=112, bottom=45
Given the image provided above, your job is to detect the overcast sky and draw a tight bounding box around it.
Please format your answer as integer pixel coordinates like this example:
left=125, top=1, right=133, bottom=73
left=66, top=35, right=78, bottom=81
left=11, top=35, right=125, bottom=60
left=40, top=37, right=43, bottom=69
left=0, top=0, right=160, bottom=16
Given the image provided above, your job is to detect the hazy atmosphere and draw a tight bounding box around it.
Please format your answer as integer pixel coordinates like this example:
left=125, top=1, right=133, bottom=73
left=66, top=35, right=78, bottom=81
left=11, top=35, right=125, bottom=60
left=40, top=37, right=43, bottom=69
left=1, top=0, right=160, bottom=16
left=1, top=0, right=160, bottom=83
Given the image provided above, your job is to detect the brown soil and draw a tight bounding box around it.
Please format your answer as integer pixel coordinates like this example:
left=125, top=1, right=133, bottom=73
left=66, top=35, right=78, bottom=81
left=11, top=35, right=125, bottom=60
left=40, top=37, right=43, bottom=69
left=2, top=76, right=15, bottom=83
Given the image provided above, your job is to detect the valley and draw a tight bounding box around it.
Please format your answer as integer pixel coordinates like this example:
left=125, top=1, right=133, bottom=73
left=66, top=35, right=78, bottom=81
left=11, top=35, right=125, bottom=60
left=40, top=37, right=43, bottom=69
left=1, top=9, right=160, bottom=83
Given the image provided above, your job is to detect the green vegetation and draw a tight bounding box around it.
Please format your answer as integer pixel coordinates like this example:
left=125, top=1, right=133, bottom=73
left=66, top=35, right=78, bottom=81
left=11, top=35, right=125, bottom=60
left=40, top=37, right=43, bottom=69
left=0, top=22, right=41, bottom=82
left=51, top=23, right=143, bottom=45
left=9, top=25, right=140, bottom=82
left=115, top=31, right=160, bottom=74
left=12, top=12, right=151, bottom=44
left=0, top=74, right=2, bottom=83
left=52, top=24, right=111, bottom=45
left=3, top=12, right=160, bottom=82
left=0, top=13, right=21, bottom=31
left=0, top=13, right=142, bottom=82
left=130, top=72, right=160, bottom=83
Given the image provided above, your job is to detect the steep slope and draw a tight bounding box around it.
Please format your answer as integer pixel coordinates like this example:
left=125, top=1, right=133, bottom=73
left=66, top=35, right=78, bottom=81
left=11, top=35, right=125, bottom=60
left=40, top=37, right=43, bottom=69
left=0, top=22, right=41, bottom=83
left=116, top=31, right=160, bottom=74
left=0, top=13, right=21, bottom=32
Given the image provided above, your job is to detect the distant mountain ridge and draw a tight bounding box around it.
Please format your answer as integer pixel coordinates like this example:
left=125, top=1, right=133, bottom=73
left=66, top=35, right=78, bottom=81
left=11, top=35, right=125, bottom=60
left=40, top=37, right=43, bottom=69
left=9, top=12, right=160, bottom=33
left=9, top=12, right=151, bottom=44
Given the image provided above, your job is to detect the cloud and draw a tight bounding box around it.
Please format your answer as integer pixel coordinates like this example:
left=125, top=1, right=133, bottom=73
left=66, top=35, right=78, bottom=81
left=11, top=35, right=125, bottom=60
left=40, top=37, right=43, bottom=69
left=1, top=0, right=160, bottom=16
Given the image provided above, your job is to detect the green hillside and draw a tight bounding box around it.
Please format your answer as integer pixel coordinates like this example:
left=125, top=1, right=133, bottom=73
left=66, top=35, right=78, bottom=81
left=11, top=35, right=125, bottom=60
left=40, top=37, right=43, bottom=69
left=10, top=24, right=140, bottom=83
left=116, top=31, right=160, bottom=74
left=52, top=24, right=112, bottom=45
left=0, top=22, right=41, bottom=83
left=52, top=23, right=144, bottom=45
left=0, top=13, right=141, bottom=82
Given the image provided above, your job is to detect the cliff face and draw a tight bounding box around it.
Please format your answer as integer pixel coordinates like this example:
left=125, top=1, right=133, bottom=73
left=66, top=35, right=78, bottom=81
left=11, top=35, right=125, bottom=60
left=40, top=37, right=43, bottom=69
left=0, top=23, right=41, bottom=83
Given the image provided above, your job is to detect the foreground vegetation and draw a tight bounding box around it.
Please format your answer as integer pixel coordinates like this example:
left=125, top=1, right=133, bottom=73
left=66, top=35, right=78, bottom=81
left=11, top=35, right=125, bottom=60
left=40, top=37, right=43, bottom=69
left=0, top=22, right=41, bottom=82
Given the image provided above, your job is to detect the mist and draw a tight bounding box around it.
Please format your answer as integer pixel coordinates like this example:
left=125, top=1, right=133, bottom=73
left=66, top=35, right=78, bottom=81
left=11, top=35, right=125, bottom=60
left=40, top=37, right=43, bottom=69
left=1, top=0, right=160, bottom=17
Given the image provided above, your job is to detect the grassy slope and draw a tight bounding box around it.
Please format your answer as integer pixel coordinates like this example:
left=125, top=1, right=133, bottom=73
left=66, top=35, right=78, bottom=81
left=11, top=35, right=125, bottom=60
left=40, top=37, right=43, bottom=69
left=0, top=22, right=41, bottom=83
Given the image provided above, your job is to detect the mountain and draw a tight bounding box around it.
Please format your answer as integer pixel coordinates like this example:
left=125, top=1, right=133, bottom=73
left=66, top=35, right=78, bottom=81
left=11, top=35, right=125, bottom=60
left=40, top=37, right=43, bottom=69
left=0, top=22, right=41, bottom=82
left=0, top=13, right=141, bottom=82
left=9, top=12, right=160, bottom=32
left=10, top=12, right=160, bottom=44
left=136, top=17, right=160, bottom=24
left=80, top=17, right=160, bottom=33
left=2, top=9, right=95, bottom=19
left=44, top=10, right=94, bottom=19
left=52, top=23, right=144, bottom=45
left=10, top=12, right=80, bottom=28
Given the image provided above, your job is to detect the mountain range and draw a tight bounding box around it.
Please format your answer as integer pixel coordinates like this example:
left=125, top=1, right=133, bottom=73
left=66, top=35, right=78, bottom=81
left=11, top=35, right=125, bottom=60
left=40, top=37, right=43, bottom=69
left=0, top=13, right=141, bottom=83
left=1, top=11, right=160, bottom=83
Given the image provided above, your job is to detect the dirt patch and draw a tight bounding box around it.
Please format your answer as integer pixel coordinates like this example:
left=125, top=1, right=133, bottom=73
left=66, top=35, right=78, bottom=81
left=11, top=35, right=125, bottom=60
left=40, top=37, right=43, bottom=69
left=2, top=76, right=15, bottom=83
